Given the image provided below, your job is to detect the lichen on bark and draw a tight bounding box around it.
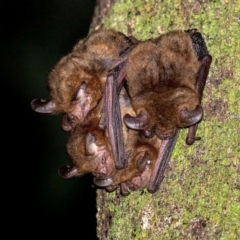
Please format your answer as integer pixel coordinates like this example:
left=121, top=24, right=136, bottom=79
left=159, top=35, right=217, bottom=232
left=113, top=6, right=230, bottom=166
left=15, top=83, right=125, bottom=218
left=96, top=0, right=240, bottom=239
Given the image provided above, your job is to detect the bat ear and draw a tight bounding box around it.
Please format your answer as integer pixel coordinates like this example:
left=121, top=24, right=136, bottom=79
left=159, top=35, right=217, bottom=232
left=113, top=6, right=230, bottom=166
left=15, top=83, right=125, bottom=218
left=179, top=105, right=203, bottom=127
left=136, top=152, right=150, bottom=172
left=31, top=99, right=56, bottom=113
left=123, top=110, right=149, bottom=130
left=61, top=114, right=72, bottom=132
left=85, top=132, right=98, bottom=155
left=71, top=81, right=88, bottom=102
left=93, top=177, right=113, bottom=187
left=58, top=164, right=79, bottom=179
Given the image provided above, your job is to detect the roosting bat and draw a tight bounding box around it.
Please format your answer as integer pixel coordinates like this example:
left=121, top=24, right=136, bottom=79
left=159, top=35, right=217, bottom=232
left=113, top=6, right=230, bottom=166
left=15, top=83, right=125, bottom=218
left=94, top=87, right=162, bottom=195
left=123, top=29, right=212, bottom=192
left=58, top=99, right=116, bottom=182
left=59, top=87, right=159, bottom=196
left=31, top=28, right=211, bottom=195
left=31, top=29, right=137, bottom=169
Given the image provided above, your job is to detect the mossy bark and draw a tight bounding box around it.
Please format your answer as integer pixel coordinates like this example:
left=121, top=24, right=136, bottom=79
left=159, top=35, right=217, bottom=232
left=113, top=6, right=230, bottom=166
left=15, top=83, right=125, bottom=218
left=94, top=1, right=240, bottom=239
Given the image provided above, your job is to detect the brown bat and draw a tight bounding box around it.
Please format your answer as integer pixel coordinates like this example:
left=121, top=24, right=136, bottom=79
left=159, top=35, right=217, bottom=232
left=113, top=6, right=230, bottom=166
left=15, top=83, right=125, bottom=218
left=31, top=29, right=137, bottom=169
left=94, top=87, right=162, bottom=196
left=31, top=28, right=211, bottom=195
left=58, top=87, right=157, bottom=194
left=122, top=29, right=212, bottom=192
left=58, top=99, right=116, bottom=182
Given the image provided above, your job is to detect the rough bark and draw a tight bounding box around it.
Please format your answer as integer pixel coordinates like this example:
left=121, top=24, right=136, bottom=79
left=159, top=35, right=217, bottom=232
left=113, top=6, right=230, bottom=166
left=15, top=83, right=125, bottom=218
left=91, top=1, right=240, bottom=239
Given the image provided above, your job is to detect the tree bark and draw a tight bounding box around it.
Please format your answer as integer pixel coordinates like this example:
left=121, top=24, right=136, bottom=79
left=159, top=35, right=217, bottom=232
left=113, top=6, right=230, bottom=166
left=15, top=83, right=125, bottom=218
left=91, top=1, right=240, bottom=239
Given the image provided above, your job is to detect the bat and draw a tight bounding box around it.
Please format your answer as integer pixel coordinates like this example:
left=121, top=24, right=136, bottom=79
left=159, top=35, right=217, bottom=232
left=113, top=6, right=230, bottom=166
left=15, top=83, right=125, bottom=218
left=31, top=28, right=211, bottom=195
left=31, top=29, right=137, bottom=169
left=58, top=99, right=116, bottom=182
left=122, top=29, right=212, bottom=193
left=59, top=86, right=159, bottom=197
left=94, top=87, right=162, bottom=195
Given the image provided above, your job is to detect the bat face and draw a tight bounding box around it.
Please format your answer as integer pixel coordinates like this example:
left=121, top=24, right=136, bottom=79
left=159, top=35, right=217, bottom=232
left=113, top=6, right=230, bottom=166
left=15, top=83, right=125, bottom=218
left=58, top=127, right=115, bottom=180
left=124, top=30, right=203, bottom=140
left=57, top=96, right=116, bottom=181
left=31, top=29, right=136, bottom=131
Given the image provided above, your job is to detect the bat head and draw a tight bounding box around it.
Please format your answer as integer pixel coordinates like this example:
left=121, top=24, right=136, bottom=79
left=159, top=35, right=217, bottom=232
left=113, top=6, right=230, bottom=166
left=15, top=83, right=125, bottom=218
left=58, top=129, right=115, bottom=180
left=30, top=29, right=136, bottom=132
left=31, top=53, right=104, bottom=131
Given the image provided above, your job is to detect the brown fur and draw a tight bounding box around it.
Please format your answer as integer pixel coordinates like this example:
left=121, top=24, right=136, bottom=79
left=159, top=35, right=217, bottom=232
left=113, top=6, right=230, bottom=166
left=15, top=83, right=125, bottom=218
left=33, top=29, right=209, bottom=194
left=125, top=30, right=201, bottom=138
left=94, top=88, right=161, bottom=193
left=63, top=87, right=161, bottom=193
left=32, top=29, right=136, bottom=129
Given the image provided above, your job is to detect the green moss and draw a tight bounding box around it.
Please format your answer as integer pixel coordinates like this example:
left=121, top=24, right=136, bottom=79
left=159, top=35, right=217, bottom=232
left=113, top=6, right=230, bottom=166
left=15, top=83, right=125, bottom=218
left=99, top=0, right=240, bottom=239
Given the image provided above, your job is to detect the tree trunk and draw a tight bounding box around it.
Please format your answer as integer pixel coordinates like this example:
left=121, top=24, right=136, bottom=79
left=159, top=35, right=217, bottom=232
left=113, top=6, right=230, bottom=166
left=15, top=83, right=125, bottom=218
left=91, top=1, right=240, bottom=239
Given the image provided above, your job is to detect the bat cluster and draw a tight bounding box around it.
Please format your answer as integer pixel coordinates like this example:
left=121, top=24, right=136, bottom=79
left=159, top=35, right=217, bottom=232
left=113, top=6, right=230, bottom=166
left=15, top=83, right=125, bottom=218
left=31, top=28, right=212, bottom=195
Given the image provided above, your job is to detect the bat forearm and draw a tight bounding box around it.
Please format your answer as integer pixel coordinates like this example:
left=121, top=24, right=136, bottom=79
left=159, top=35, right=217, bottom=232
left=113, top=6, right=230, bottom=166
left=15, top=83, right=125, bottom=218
left=148, top=129, right=180, bottom=193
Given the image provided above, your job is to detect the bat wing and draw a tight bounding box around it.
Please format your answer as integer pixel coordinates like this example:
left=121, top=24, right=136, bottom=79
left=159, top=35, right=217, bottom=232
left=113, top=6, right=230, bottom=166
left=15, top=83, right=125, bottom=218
left=148, top=129, right=180, bottom=193
left=101, top=44, right=136, bottom=169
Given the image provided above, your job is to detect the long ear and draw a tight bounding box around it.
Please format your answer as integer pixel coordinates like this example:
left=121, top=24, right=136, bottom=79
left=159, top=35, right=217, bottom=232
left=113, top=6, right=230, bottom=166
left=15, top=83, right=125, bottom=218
left=136, top=152, right=150, bottom=172
left=58, top=164, right=79, bottom=179
left=85, top=132, right=98, bottom=155
left=123, top=110, right=149, bottom=130
left=93, top=177, right=113, bottom=187
left=71, top=81, right=88, bottom=102
left=179, top=105, right=203, bottom=127
left=61, top=114, right=72, bottom=132
left=31, top=99, right=56, bottom=113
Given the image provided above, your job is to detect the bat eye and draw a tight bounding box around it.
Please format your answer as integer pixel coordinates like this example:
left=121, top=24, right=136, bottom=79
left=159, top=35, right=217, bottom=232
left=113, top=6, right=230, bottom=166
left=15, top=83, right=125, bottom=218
left=68, top=115, right=76, bottom=123
left=101, top=157, right=106, bottom=163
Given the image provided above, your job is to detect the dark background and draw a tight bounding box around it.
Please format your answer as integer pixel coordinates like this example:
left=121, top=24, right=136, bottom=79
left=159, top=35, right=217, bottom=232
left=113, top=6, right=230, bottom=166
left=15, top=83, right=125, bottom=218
left=1, top=1, right=98, bottom=238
